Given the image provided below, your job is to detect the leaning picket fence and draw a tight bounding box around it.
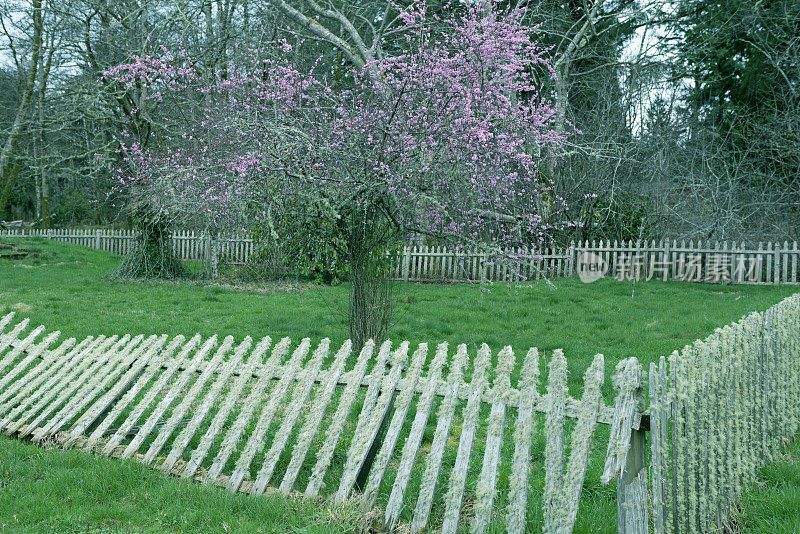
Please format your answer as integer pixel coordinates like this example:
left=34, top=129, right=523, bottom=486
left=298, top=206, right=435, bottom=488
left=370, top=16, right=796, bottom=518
left=3, top=227, right=800, bottom=284
left=0, top=312, right=647, bottom=532
left=0, top=293, right=798, bottom=532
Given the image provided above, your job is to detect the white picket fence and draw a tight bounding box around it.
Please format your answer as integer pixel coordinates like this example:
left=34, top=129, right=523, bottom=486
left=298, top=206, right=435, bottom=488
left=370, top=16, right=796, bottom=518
left=3, top=227, right=800, bottom=284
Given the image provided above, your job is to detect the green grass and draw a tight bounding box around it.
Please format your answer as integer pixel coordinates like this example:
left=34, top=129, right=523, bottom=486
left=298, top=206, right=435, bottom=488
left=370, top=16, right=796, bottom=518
left=0, top=435, right=375, bottom=533
left=0, top=237, right=797, bottom=533
left=736, top=437, right=800, bottom=533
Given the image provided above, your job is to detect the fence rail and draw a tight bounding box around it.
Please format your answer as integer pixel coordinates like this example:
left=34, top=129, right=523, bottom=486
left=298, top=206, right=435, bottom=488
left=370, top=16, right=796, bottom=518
left=3, top=227, right=800, bottom=284
left=0, top=292, right=798, bottom=532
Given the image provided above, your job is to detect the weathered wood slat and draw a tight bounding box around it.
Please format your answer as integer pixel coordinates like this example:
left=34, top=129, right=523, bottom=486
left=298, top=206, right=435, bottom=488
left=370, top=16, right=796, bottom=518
left=384, top=343, right=448, bottom=529
left=362, top=343, right=429, bottom=507
left=204, top=337, right=290, bottom=482
left=0, top=325, right=46, bottom=373
left=471, top=346, right=516, bottom=534
left=602, top=357, right=641, bottom=484
left=183, top=336, right=272, bottom=480
left=335, top=342, right=409, bottom=503
left=142, top=336, right=235, bottom=466
left=0, top=331, right=60, bottom=392
left=0, top=337, right=97, bottom=428
left=102, top=335, right=203, bottom=455
left=0, top=318, right=31, bottom=354
left=543, top=349, right=567, bottom=533
left=504, top=348, right=540, bottom=534
left=86, top=335, right=195, bottom=451
left=279, top=340, right=367, bottom=495
left=11, top=336, right=120, bottom=437
left=650, top=357, right=667, bottom=534
left=69, top=335, right=175, bottom=442
left=410, top=344, right=468, bottom=533
left=250, top=338, right=332, bottom=494
left=227, top=338, right=313, bottom=492
left=0, top=312, right=16, bottom=333
left=560, top=354, right=605, bottom=532
left=160, top=337, right=252, bottom=474
left=305, top=340, right=391, bottom=498
left=440, top=344, right=491, bottom=534
left=33, top=335, right=152, bottom=440
left=120, top=336, right=218, bottom=459
left=0, top=336, right=79, bottom=412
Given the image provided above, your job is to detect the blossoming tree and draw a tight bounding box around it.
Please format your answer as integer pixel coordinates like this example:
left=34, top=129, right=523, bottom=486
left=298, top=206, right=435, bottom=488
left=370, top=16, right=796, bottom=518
left=106, top=1, right=570, bottom=345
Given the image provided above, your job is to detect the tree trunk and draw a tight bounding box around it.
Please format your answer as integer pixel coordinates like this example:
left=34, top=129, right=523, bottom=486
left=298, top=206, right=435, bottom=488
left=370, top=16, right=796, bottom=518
left=0, top=0, right=44, bottom=217
left=348, top=258, right=392, bottom=348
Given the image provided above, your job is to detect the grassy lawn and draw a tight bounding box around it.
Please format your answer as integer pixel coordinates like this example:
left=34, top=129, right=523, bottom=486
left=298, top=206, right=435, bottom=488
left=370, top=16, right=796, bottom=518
left=736, top=437, right=800, bottom=534
left=0, top=237, right=798, bottom=533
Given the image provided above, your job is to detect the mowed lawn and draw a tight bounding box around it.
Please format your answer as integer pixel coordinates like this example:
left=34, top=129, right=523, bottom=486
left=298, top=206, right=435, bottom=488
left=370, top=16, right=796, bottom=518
left=0, top=237, right=798, bottom=533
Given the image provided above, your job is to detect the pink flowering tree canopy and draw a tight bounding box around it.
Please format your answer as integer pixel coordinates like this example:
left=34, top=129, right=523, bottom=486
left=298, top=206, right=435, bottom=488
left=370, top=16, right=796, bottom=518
left=105, top=0, right=572, bottom=340
left=106, top=0, right=569, bottom=256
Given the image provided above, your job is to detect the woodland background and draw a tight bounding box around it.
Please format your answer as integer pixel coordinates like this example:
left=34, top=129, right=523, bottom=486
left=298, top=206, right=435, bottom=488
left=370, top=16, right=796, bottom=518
left=0, top=0, right=798, bottom=243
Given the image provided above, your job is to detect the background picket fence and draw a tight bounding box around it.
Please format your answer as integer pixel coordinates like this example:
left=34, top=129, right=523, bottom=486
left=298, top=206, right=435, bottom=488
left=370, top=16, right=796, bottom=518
left=3, top=227, right=800, bottom=284
left=0, top=293, right=798, bottom=532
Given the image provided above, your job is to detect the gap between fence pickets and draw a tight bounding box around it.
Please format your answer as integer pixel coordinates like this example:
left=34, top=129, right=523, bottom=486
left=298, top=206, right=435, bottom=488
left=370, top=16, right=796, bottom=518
left=10, top=333, right=648, bottom=430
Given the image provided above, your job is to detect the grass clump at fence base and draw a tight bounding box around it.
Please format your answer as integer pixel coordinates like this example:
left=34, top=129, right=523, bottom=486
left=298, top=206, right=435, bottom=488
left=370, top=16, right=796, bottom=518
left=736, top=437, right=800, bottom=534
left=111, top=222, right=188, bottom=280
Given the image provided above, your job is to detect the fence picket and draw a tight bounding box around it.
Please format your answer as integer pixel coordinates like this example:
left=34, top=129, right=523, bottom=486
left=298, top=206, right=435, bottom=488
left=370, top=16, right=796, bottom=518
left=560, top=353, right=605, bottom=532
left=440, top=344, right=491, bottom=534
left=0, top=337, right=100, bottom=431
left=251, top=338, right=334, bottom=494
left=227, top=338, right=314, bottom=492
left=334, top=342, right=408, bottom=502
left=204, top=337, right=290, bottom=481
left=504, top=347, right=540, bottom=534
left=183, top=336, right=271, bottom=479
left=85, top=335, right=193, bottom=450
left=362, top=343, right=429, bottom=507
left=294, top=340, right=377, bottom=495
left=471, top=346, right=515, bottom=533
left=161, top=338, right=252, bottom=474
left=411, top=344, right=468, bottom=532
left=119, top=336, right=217, bottom=459
left=384, top=343, right=447, bottom=529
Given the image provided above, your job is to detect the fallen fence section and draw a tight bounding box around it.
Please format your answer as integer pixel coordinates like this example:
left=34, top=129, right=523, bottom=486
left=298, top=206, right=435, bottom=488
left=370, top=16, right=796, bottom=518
left=1, top=293, right=797, bottom=533
left=3, top=228, right=800, bottom=284
left=0, top=312, right=647, bottom=533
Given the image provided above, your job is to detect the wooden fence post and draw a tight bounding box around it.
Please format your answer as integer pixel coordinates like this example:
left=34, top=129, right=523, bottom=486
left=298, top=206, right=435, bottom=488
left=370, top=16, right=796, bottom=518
left=604, top=358, right=649, bottom=534
left=618, top=424, right=649, bottom=534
